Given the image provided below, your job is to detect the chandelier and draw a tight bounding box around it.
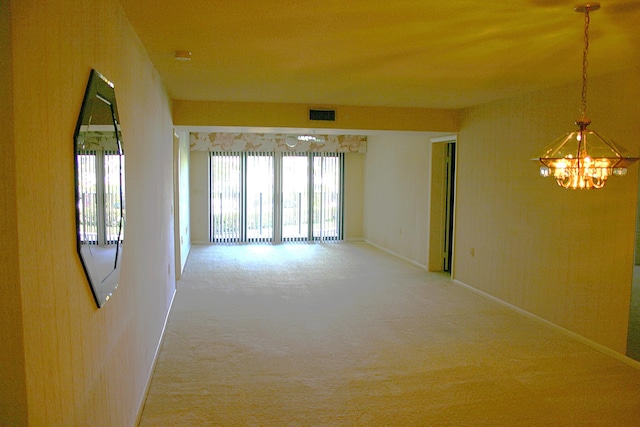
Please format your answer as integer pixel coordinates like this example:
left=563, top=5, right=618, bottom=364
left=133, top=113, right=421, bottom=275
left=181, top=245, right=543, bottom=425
left=536, top=3, right=638, bottom=189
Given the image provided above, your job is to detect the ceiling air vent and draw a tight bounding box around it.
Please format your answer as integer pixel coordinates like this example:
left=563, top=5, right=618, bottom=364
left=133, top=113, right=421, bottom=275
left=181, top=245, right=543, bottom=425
left=309, top=109, right=336, bottom=121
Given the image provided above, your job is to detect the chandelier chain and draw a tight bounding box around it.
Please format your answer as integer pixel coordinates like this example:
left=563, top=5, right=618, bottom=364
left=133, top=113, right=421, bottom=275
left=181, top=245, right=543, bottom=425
left=580, top=9, right=590, bottom=118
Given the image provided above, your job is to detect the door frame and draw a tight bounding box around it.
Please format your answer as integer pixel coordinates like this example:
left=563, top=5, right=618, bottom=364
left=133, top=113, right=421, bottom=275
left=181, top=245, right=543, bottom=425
left=428, top=135, right=457, bottom=273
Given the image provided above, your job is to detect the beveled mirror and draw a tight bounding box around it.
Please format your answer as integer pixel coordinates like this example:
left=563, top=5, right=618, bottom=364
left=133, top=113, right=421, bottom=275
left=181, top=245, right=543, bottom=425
left=74, top=69, right=125, bottom=307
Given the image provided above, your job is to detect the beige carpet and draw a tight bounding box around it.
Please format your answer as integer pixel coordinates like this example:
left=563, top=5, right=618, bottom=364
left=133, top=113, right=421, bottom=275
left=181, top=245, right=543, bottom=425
left=139, top=242, right=640, bottom=426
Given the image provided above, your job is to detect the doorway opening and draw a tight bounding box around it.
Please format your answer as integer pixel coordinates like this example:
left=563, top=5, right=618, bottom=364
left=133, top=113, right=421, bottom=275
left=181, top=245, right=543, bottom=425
left=428, top=137, right=457, bottom=273
left=443, top=143, right=456, bottom=272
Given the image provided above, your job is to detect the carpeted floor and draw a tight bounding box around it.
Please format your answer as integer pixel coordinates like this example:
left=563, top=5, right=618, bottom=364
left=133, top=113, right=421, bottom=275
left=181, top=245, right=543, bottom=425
left=139, top=242, right=640, bottom=426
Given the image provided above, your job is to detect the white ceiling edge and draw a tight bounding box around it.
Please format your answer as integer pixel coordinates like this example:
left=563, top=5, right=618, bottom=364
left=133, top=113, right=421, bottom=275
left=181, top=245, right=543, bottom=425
left=174, top=125, right=456, bottom=139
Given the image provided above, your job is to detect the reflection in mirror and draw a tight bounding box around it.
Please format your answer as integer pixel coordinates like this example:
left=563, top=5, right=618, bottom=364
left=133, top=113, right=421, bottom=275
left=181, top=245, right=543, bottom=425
left=74, top=70, right=125, bottom=308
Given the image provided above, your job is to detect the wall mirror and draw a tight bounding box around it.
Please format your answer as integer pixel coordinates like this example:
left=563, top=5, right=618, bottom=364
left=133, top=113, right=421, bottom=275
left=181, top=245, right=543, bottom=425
left=74, top=69, right=125, bottom=308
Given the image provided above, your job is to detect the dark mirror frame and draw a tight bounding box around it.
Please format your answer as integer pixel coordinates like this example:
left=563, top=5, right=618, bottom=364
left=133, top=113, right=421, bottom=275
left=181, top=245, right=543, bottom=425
left=74, top=69, right=125, bottom=308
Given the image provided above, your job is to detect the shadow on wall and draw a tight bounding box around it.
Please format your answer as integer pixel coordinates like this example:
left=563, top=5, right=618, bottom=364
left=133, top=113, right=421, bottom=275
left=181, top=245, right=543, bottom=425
left=627, top=267, right=640, bottom=360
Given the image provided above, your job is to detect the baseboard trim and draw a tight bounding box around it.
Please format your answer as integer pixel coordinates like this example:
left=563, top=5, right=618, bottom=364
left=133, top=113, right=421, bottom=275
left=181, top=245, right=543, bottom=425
left=191, top=240, right=212, bottom=245
left=452, top=279, right=640, bottom=371
left=364, top=240, right=429, bottom=271
left=134, top=287, right=177, bottom=425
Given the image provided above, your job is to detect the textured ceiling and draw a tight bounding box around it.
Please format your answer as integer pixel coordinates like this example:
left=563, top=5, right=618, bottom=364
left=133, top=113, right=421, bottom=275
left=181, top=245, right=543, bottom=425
left=118, top=0, right=640, bottom=109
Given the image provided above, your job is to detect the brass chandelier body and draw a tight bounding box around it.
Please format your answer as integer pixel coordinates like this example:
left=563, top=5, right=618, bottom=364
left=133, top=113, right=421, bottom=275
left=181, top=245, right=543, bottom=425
left=537, top=3, right=638, bottom=189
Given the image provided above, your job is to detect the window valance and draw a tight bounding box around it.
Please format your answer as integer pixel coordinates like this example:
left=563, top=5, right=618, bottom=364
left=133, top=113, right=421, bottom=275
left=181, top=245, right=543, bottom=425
left=190, top=132, right=367, bottom=153
left=77, top=131, right=120, bottom=152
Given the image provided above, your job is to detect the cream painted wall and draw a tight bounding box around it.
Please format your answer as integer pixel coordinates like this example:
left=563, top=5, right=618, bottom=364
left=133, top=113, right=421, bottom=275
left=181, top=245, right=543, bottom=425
left=0, top=0, right=28, bottom=424
left=7, top=0, right=176, bottom=425
left=175, top=131, right=191, bottom=275
left=190, top=151, right=210, bottom=244
left=454, top=67, right=640, bottom=353
left=174, top=100, right=460, bottom=133
left=428, top=143, right=447, bottom=271
left=363, top=134, right=432, bottom=266
left=344, top=153, right=365, bottom=240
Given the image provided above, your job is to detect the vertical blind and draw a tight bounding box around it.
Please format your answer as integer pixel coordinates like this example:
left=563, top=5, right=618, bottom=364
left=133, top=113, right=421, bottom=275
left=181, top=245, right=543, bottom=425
left=77, top=150, right=123, bottom=245
left=104, top=151, right=123, bottom=244
left=77, top=151, right=98, bottom=243
left=246, top=153, right=274, bottom=243
left=210, top=153, right=242, bottom=243
left=210, top=152, right=343, bottom=244
left=312, top=153, right=343, bottom=242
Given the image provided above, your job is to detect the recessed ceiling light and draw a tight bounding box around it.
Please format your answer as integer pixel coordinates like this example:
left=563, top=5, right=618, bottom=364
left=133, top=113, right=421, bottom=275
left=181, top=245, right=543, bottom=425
left=174, top=50, right=192, bottom=61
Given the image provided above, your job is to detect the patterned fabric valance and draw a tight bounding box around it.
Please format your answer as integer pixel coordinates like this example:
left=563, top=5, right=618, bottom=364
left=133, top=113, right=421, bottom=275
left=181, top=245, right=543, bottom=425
left=77, top=131, right=120, bottom=152
left=190, top=132, right=367, bottom=153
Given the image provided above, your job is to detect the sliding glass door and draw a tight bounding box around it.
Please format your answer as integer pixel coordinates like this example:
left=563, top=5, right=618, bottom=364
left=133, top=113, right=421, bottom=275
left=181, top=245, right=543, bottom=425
left=282, top=154, right=309, bottom=241
left=210, top=152, right=343, bottom=243
left=210, top=152, right=274, bottom=242
left=210, top=153, right=241, bottom=242
left=312, top=154, right=342, bottom=241
left=246, top=153, right=274, bottom=242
